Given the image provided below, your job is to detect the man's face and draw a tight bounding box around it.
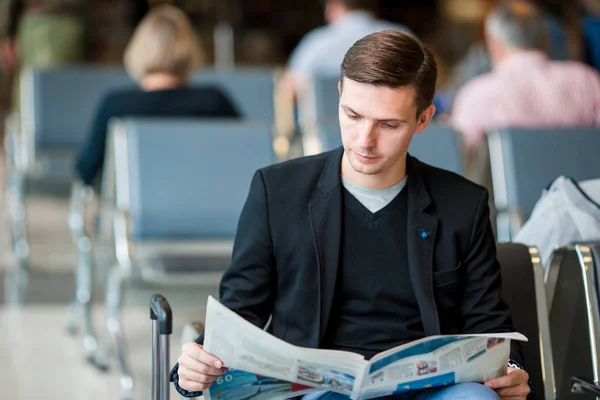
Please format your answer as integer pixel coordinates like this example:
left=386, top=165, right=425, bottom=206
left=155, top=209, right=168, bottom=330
left=338, top=78, right=434, bottom=178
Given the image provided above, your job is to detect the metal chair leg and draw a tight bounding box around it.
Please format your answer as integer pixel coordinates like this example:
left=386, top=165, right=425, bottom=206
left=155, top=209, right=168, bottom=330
left=106, top=265, right=134, bottom=400
left=65, top=300, right=79, bottom=335
left=4, top=118, right=31, bottom=276
left=7, top=165, right=30, bottom=272
left=74, top=234, right=109, bottom=370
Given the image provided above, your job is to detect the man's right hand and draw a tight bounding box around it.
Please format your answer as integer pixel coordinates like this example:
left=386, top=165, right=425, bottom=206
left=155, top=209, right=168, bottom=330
left=177, top=342, right=228, bottom=393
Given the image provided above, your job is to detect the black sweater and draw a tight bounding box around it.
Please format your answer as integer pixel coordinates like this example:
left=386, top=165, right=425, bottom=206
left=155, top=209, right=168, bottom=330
left=74, top=86, right=240, bottom=186
left=323, top=187, right=425, bottom=359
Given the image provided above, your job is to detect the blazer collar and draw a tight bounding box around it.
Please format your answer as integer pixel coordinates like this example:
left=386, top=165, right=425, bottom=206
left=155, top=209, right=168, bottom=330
left=317, top=147, right=344, bottom=195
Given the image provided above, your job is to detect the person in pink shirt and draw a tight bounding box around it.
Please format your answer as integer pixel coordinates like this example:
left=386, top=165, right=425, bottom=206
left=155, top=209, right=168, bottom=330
left=451, top=0, right=600, bottom=151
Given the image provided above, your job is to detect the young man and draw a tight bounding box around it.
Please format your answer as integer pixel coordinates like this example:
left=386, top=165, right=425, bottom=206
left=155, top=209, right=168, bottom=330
left=172, top=30, right=531, bottom=400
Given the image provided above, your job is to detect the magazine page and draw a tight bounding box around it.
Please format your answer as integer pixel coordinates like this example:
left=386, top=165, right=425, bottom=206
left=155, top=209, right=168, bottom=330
left=355, top=333, right=528, bottom=400
left=203, top=296, right=368, bottom=400
left=205, top=369, right=318, bottom=400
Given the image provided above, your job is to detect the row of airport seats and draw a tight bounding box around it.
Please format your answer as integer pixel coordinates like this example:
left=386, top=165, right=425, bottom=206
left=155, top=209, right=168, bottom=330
left=4, top=66, right=277, bottom=272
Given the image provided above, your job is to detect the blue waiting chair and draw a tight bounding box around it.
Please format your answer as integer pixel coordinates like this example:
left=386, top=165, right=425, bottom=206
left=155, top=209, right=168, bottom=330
left=487, top=127, right=600, bottom=240
left=298, top=77, right=340, bottom=155
left=192, top=68, right=275, bottom=122
left=5, top=67, right=135, bottom=274
left=96, top=118, right=276, bottom=398
left=317, top=121, right=464, bottom=175
left=7, top=66, right=277, bottom=274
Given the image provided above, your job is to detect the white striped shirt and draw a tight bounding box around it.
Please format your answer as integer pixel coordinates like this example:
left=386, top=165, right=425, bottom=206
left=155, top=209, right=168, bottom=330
left=451, top=51, right=600, bottom=148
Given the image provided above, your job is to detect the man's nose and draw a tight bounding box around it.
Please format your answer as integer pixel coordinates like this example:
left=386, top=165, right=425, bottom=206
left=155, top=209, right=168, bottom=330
left=356, top=121, right=377, bottom=148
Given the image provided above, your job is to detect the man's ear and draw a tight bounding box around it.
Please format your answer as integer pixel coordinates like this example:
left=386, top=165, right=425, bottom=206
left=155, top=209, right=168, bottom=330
left=338, top=79, right=342, bottom=96
left=414, top=104, right=436, bottom=134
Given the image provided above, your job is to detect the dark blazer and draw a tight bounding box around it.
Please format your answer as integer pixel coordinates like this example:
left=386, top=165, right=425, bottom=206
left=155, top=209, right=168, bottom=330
left=74, top=85, right=239, bottom=186
left=171, top=147, right=523, bottom=397
left=221, top=147, right=519, bottom=359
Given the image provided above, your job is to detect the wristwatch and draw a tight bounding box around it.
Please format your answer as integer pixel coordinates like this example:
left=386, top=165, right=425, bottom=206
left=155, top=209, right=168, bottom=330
left=508, top=359, right=536, bottom=400
left=508, top=359, right=523, bottom=370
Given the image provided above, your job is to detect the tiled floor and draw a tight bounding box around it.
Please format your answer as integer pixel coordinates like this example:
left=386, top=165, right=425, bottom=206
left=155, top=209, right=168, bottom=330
left=0, top=154, right=218, bottom=399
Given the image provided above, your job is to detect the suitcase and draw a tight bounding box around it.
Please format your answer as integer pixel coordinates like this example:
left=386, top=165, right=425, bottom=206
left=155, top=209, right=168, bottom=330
left=150, top=294, right=173, bottom=400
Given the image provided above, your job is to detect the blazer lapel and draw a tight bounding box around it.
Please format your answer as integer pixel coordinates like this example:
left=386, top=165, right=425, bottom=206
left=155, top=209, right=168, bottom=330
left=309, top=147, right=344, bottom=345
left=406, top=156, right=441, bottom=336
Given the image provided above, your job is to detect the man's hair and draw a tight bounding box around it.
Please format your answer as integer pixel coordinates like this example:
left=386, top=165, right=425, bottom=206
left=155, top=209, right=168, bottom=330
left=340, top=30, right=437, bottom=117
left=485, top=0, right=547, bottom=50
left=124, top=5, right=204, bottom=83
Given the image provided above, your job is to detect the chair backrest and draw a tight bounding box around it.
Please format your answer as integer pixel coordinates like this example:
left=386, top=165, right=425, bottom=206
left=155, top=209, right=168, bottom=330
left=496, top=243, right=554, bottom=400
left=318, top=122, right=464, bottom=175
left=21, top=66, right=135, bottom=152
left=191, top=68, right=275, bottom=122
left=488, top=127, right=600, bottom=221
left=299, top=77, right=340, bottom=127
left=113, top=118, right=276, bottom=239
left=547, top=243, right=600, bottom=399
left=21, top=67, right=275, bottom=156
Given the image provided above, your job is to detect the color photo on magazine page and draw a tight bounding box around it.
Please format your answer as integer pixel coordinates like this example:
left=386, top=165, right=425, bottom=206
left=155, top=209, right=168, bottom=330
left=207, top=369, right=315, bottom=400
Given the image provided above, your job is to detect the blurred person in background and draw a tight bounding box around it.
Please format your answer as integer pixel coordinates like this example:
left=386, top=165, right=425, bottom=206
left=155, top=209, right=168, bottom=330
left=0, top=0, right=86, bottom=114
left=436, top=0, right=568, bottom=115
left=451, top=0, right=600, bottom=160
left=74, top=4, right=239, bottom=187
left=280, top=0, right=413, bottom=101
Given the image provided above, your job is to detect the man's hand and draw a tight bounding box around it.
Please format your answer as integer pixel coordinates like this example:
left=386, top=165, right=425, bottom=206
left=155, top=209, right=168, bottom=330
left=484, top=367, right=530, bottom=399
left=177, top=342, right=228, bottom=393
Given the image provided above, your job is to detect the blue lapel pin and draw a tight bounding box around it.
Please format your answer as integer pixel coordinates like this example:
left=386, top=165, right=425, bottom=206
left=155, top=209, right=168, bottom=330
left=417, top=229, right=430, bottom=239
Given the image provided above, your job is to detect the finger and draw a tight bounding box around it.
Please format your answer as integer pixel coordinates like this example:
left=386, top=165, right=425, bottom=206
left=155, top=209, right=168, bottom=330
left=178, top=367, right=221, bottom=384
left=485, top=370, right=526, bottom=389
left=182, top=343, right=224, bottom=368
left=178, top=378, right=212, bottom=393
left=178, top=354, right=228, bottom=376
left=495, top=383, right=531, bottom=397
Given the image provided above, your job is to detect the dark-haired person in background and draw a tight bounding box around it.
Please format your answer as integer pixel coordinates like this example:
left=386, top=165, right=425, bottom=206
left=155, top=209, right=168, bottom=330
left=171, top=30, right=531, bottom=400
left=75, top=4, right=239, bottom=187
left=280, top=0, right=413, bottom=102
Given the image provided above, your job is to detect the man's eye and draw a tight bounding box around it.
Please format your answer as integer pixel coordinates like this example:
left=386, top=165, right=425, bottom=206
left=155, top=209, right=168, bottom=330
left=347, top=114, right=361, bottom=120
left=383, top=123, right=397, bottom=129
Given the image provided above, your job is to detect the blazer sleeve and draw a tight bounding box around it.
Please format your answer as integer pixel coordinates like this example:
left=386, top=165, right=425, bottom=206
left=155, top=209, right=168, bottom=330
left=459, top=188, right=524, bottom=366
left=219, top=169, right=277, bottom=328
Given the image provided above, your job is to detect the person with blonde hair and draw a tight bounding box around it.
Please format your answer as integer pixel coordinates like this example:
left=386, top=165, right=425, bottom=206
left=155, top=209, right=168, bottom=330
left=75, top=4, right=239, bottom=186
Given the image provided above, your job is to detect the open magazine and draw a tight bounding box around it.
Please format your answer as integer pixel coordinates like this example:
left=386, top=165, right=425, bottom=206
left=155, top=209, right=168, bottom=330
left=203, top=296, right=527, bottom=400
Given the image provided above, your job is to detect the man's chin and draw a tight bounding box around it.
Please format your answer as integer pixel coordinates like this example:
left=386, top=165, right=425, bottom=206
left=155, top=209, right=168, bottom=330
left=349, top=161, right=382, bottom=176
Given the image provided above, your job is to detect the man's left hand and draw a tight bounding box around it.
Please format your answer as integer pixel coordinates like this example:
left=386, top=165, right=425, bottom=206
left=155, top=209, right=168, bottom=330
left=484, top=367, right=530, bottom=399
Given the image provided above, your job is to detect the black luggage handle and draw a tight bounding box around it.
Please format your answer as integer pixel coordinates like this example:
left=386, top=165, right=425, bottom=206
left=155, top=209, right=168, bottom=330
left=150, top=294, right=172, bottom=400
left=150, top=294, right=173, bottom=335
left=571, top=376, right=600, bottom=396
